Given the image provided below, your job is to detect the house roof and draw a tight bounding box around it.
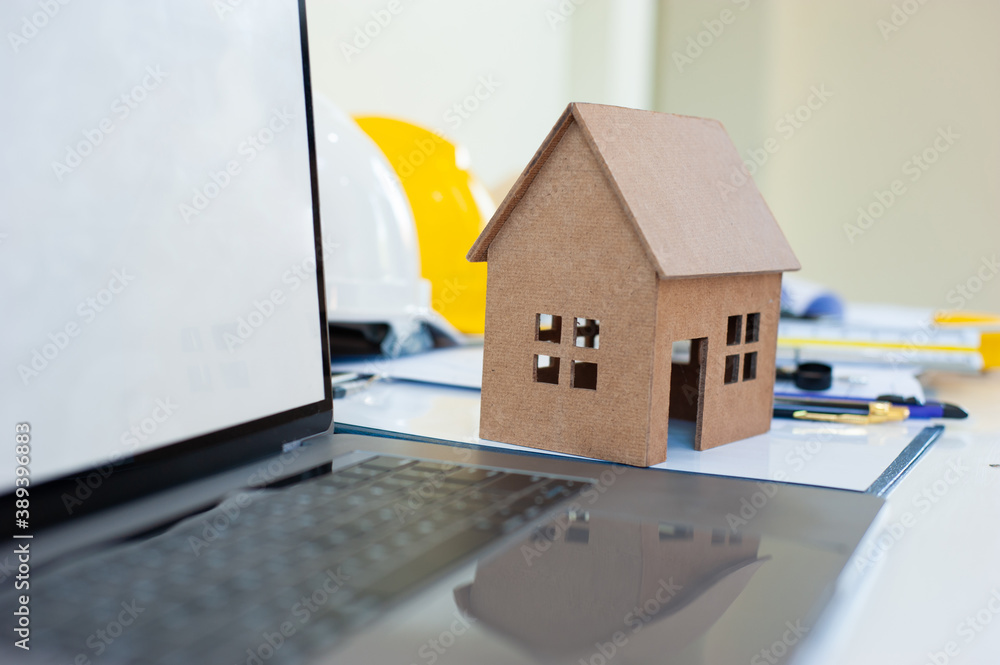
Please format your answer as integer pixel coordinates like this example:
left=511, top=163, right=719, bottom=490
left=468, top=103, right=801, bottom=279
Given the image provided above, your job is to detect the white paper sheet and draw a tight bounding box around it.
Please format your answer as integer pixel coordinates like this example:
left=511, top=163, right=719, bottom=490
left=331, top=346, right=484, bottom=389
left=334, top=380, right=938, bottom=492
left=775, top=365, right=925, bottom=402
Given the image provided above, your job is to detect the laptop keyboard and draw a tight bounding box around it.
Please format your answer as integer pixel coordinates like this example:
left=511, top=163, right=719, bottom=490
left=26, top=455, right=590, bottom=664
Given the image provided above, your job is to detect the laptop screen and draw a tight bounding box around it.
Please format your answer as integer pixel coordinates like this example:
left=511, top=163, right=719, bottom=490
left=1, top=0, right=329, bottom=495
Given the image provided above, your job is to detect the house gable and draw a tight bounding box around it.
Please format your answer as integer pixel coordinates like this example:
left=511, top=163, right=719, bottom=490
left=478, top=121, right=662, bottom=466
left=469, top=103, right=800, bottom=280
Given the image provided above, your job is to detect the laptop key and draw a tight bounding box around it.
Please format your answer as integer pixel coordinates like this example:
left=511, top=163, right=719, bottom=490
left=441, top=466, right=497, bottom=484
left=362, top=529, right=499, bottom=600
left=479, top=472, right=544, bottom=495
left=411, top=460, right=462, bottom=473
left=338, top=465, right=384, bottom=480
left=359, top=456, right=417, bottom=471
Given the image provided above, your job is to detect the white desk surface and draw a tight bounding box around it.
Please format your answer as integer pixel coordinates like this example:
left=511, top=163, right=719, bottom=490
left=334, top=368, right=1000, bottom=664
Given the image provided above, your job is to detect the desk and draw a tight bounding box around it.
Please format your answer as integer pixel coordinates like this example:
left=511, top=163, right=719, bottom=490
left=335, top=370, right=1000, bottom=663
left=803, top=371, right=1000, bottom=665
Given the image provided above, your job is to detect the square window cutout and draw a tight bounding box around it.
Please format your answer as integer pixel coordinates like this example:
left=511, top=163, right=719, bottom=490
left=571, top=361, right=598, bottom=390
left=574, top=318, right=600, bottom=349
left=743, top=352, right=757, bottom=381
left=724, top=354, right=739, bottom=384
left=745, top=313, right=760, bottom=343
left=534, top=354, right=559, bottom=384
left=536, top=314, right=562, bottom=343
left=658, top=523, right=694, bottom=541
left=727, top=315, right=743, bottom=346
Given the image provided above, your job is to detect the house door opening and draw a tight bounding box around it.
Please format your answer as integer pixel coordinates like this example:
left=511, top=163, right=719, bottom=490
left=669, top=337, right=707, bottom=426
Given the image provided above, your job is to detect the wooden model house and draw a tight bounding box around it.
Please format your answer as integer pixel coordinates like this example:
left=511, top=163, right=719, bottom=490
left=467, top=103, right=800, bottom=467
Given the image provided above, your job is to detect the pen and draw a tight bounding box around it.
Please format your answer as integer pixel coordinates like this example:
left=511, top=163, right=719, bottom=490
left=773, top=405, right=902, bottom=425
left=774, top=392, right=968, bottom=419
left=875, top=394, right=969, bottom=419
left=773, top=398, right=909, bottom=424
left=331, top=373, right=382, bottom=398
left=933, top=310, right=1000, bottom=325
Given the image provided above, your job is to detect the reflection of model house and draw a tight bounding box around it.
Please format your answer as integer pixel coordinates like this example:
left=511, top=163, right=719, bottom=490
left=468, top=103, right=799, bottom=466
left=454, top=514, right=765, bottom=661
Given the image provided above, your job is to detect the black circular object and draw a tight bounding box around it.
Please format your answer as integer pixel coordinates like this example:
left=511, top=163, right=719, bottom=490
left=795, top=362, right=833, bottom=391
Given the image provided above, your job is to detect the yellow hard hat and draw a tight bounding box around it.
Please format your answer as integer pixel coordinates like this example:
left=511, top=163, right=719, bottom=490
left=353, top=116, right=493, bottom=335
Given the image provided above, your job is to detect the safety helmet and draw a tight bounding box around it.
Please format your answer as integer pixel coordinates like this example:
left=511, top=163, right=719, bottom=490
left=312, top=94, right=462, bottom=355
left=353, top=116, right=493, bottom=335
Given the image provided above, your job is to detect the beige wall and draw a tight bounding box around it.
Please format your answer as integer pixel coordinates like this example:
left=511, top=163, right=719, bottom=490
left=305, top=0, right=573, bottom=189
left=657, top=0, right=1000, bottom=312
left=306, top=0, right=1000, bottom=312
left=304, top=0, right=656, bottom=191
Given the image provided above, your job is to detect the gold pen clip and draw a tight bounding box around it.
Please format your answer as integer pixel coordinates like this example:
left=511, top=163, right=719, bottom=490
left=867, top=401, right=910, bottom=421
left=791, top=402, right=910, bottom=425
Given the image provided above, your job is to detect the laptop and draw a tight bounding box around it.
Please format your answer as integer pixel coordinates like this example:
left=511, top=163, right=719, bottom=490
left=1, top=2, right=886, bottom=663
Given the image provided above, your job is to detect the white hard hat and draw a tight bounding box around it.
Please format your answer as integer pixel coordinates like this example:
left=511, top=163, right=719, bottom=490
left=312, top=94, right=461, bottom=355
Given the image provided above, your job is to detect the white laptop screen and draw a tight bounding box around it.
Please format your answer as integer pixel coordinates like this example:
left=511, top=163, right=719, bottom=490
left=0, top=0, right=328, bottom=491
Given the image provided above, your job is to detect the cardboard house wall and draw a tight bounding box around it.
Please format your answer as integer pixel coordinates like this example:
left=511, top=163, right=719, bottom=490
left=468, top=103, right=800, bottom=467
